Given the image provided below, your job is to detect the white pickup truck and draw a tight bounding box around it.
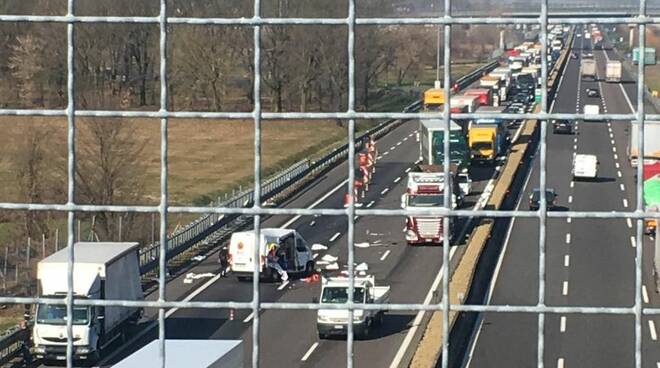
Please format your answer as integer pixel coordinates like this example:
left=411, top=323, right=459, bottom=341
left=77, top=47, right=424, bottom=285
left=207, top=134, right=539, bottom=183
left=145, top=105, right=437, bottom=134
left=316, top=275, right=390, bottom=339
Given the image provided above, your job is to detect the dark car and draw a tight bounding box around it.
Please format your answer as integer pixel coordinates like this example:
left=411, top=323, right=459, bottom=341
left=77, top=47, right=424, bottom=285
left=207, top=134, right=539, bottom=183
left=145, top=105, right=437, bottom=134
left=586, top=88, right=600, bottom=98
left=552, top=119, right=573, bottom=134
left=529, top=188, right=558, bottom=211
left=511, top=93, right=532, bottom=104
left=504, top=103, right=526, bottom=128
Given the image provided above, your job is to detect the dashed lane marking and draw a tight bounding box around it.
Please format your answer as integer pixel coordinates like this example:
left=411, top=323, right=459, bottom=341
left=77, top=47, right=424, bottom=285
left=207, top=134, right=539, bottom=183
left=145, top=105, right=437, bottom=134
left=614, top=153, right=618, bottom=160
left=243, top=312, right=255, bottom=323
left=644, top=285, right=650, bottom=304
left=568, top=195, right=573, bottom=204
left=570, top=181, right=574, bottom=188
left=301, top=342, right=319, bottom=361
left=381, top=187, right=389, bottom=195
left=650, top=320, right=658, bottom=341
left=617, top=171, right=622, bottom=178
left=567, top=218, right=572, bottom=224
left=623, top=199, right=628, bottom=208
left=612, top=146, right=617, bottom=153
left=330, top=232, right=341, bottom=242
left=277, top=280, right=290, bottom=291
left=394, top=176, right=401, bottom=183
left=397, top=141, right=402, bottom=146
left=566, top=233, right=571, bottom=244
left=367, top=200, right=375, bottom=208
left=560, top=316, right=567, bottom=333
left=620, top=184, right=625, bottom=191
left=615, top=162, right=620, bottom=169
left=630, top=236, right=636, bottom=248
left=380, top=250, right=391, bottom=261
left=405, top=167, right=412, bottom=173
left=310, top=221, right=316, bottom=226
left=564, top=254, right=570, bottom=267
left=562, top=281, right=569, bottom=296
left=627, top=218, right=633, bottom=228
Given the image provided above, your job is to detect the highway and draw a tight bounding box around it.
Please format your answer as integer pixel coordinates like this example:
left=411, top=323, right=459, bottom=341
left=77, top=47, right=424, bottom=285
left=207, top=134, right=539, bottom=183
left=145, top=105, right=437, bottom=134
left=464, top=26, right=660, bottom=368
left=77, top=80, right=515, bottom=367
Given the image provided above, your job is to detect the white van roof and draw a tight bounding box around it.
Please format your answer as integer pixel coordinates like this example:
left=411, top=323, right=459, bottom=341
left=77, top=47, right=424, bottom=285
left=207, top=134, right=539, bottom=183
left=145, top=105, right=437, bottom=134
left=575, top=154, right=597, bottom=162
left=232, top=228, right=293, bottom=239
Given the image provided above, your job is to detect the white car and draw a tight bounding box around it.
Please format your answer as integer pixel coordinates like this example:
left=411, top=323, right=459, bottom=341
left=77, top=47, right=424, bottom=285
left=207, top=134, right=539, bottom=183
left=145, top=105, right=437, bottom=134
left=458, top=173, right=472, bottom=196
left=573, top=154, right=599, bottom=180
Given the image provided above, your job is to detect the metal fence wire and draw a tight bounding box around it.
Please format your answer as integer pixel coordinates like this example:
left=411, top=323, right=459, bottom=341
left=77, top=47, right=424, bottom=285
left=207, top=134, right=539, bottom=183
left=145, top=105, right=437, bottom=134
left=1, top=0, right=660, bottom=367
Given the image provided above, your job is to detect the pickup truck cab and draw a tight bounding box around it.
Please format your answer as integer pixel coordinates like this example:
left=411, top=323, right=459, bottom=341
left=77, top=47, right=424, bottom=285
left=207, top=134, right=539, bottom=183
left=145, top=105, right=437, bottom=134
left=228, top=228, right=314, bottom=281
left=316, top=275, right=390, bottom=339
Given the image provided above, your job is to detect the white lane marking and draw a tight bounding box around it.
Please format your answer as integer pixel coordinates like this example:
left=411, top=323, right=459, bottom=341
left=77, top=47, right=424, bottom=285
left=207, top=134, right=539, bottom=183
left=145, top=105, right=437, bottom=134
left=567, top=217, right=572, bottom=224
left=560, top=316, right=567, bottom=333
left=397, top=141, right=402, bottom=146
left=612, top=146, right=617, bottom=153
left=620, top=184, right=625, bottom=192
left=310, top=221, right=316, bottom=226
left=366, top=200, right=375, bottom=208
left=389, top=146, right=396, bottom=151
left=623, top=199, right=628, bottom=208
left=381, top=187, right=390, bottom=195
left=630, top=236, right=637, bottom=248
left=301, top=342, right=319, bottom=361
left=611, top=139, right=615, bottom=145
left=277, top=280, right=290, bottom=291
left=568, top=195, right=573, bottom=204
left=282, top=178, right=349, bottom=228
left=570, top=181, right=574, bottom=188
left=558, top=358, right=565, bottom=368
left=243, top=312, right=255, bottom=323
left=377, top=155, right=383, bottom=160
left=562, top=281, right=569, bottom=296
left=615, top=162, right=620, bottom=169
left=650, top=320, right=658, bottom=341
left=564, top=254, right=570, bottom=267
left=617, top=171, right=622, bottom=178
left=380, top=250, right=391, bottom=261
left=566, top=233, right=571, bottom=244
left=394, top=176, right=402, bottom=183
left=573, top=144, right=577, bottom=150
left=383, top=151, right=389, bottom=156
left=405, top=167, right=412, bottom=173
left=614, top=153, right=618, bottom=160
left=403, top=136, right=409, bottom=141
left=644, top=285, right=650, bottom=304
left=627, top=218, right=633, bottom=228
left=330, top=232, right=341, bottom=242
left=313, top=253, right=319, bottom=259
left=610, top=132, right=614, bottom=139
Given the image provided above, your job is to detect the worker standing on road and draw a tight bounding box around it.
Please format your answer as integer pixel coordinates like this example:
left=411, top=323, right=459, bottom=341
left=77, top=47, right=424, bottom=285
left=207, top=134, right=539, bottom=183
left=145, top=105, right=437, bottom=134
left=218, top=246, right=229, bottom=277
left=266, top=243, right=288, bottom=282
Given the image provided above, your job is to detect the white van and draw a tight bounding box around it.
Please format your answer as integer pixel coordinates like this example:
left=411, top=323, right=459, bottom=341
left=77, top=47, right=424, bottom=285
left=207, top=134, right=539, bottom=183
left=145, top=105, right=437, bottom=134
left=584, top=104, right=601, bottom=122
left=228, top=228, right=315, bottom=281
left=573, top=154, right=599, bottom=180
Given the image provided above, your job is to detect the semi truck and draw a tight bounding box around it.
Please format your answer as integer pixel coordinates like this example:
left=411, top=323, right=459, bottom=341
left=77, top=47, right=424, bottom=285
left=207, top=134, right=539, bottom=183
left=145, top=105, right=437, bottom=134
left=316, top=275, right=390, bottom=339
left=644, top=173, right=660, bottom=235
left=32, top=242, right=144, bottom=362
left=463, top=88, right=491, bottom=106
left=419, top=119, right=469, bottom=169
left=401, top=165, right=463, bottom=245
left=581, top=59, right=597, bottom=80
left=606, top=60, right=622, bottom=82
left=628, top=120, right=660, bottom=167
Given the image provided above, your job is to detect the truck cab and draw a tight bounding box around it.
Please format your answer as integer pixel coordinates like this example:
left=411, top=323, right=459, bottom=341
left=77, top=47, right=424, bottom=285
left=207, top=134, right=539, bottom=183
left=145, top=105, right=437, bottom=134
left=316, top=275, right=390, bottom=339
left=228, top=228, right=315, bottom=281
left=32, top=242, right=143, bottom=363
left=401, top=165, right=463, bottom=245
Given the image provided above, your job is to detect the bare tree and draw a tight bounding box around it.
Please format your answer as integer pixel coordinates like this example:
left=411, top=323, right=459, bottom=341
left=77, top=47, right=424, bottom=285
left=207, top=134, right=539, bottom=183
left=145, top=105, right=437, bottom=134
left=74, top=118, right=149, bottom=242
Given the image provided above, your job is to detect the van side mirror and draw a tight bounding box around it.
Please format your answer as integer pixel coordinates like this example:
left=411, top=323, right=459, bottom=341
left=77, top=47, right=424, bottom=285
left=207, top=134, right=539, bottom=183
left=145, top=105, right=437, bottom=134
left=312, top=297, right=319, bottom=304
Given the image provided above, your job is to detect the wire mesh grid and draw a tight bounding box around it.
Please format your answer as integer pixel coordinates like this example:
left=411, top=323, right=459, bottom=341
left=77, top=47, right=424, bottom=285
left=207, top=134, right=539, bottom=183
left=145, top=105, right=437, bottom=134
left=0, top=0, right=659, bottom=367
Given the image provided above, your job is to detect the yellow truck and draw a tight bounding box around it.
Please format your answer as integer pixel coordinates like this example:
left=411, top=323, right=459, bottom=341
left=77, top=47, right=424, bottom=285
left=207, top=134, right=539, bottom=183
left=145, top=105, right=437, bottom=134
left=423, top=88, right=445, bottom=111
left=469, top=126, right=500, bottom=165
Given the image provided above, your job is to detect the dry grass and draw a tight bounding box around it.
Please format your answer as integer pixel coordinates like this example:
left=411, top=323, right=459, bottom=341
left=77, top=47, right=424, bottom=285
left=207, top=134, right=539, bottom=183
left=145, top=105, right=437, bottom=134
left=0, top=116, right=353, bottom=206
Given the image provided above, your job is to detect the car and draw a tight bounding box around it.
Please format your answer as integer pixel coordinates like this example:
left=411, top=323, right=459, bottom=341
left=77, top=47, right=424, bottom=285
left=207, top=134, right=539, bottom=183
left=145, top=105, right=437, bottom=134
left=586, top=88, right=600, bottom=98
left=458, top=172, right=472, bottom=196
left=529, top=188, right=558, bottom=211
left=504, top=103, right=526, bottom=128
left=511, top=93, right=532, bottom=104
left=570, top=52, right=578, bottom=59
left=552, top=119, right=573, bottom=134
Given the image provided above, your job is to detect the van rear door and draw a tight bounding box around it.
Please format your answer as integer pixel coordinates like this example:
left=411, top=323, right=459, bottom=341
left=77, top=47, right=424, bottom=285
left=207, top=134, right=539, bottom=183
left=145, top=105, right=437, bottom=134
left=230, top=233, right=260, bottom=273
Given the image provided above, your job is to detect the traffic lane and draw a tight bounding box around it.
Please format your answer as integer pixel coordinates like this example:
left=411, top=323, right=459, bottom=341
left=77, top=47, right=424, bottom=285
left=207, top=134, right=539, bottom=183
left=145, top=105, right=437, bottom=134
left=602, top=46, right=658, bottom=114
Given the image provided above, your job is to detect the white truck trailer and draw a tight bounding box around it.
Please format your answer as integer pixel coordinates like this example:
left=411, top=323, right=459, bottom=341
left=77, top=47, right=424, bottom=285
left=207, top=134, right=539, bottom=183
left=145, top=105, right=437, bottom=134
left=581, top=59, right=597, bottom=80
left=606, top=60, right=622, bottom=82
left=629, top=120, right=660, bottom=167
left=113, top=340, right=243, bottom=368
left=32, top=242, right=143, bottom=362
left=316, top=275, right=390, bottom=339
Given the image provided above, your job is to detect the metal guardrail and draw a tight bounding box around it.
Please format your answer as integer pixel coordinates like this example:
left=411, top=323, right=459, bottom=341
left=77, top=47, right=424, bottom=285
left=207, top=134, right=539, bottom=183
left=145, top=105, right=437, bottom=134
left=138, top=59, right=499, bottom=274
left=0, top=325, right=28, bottom=365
